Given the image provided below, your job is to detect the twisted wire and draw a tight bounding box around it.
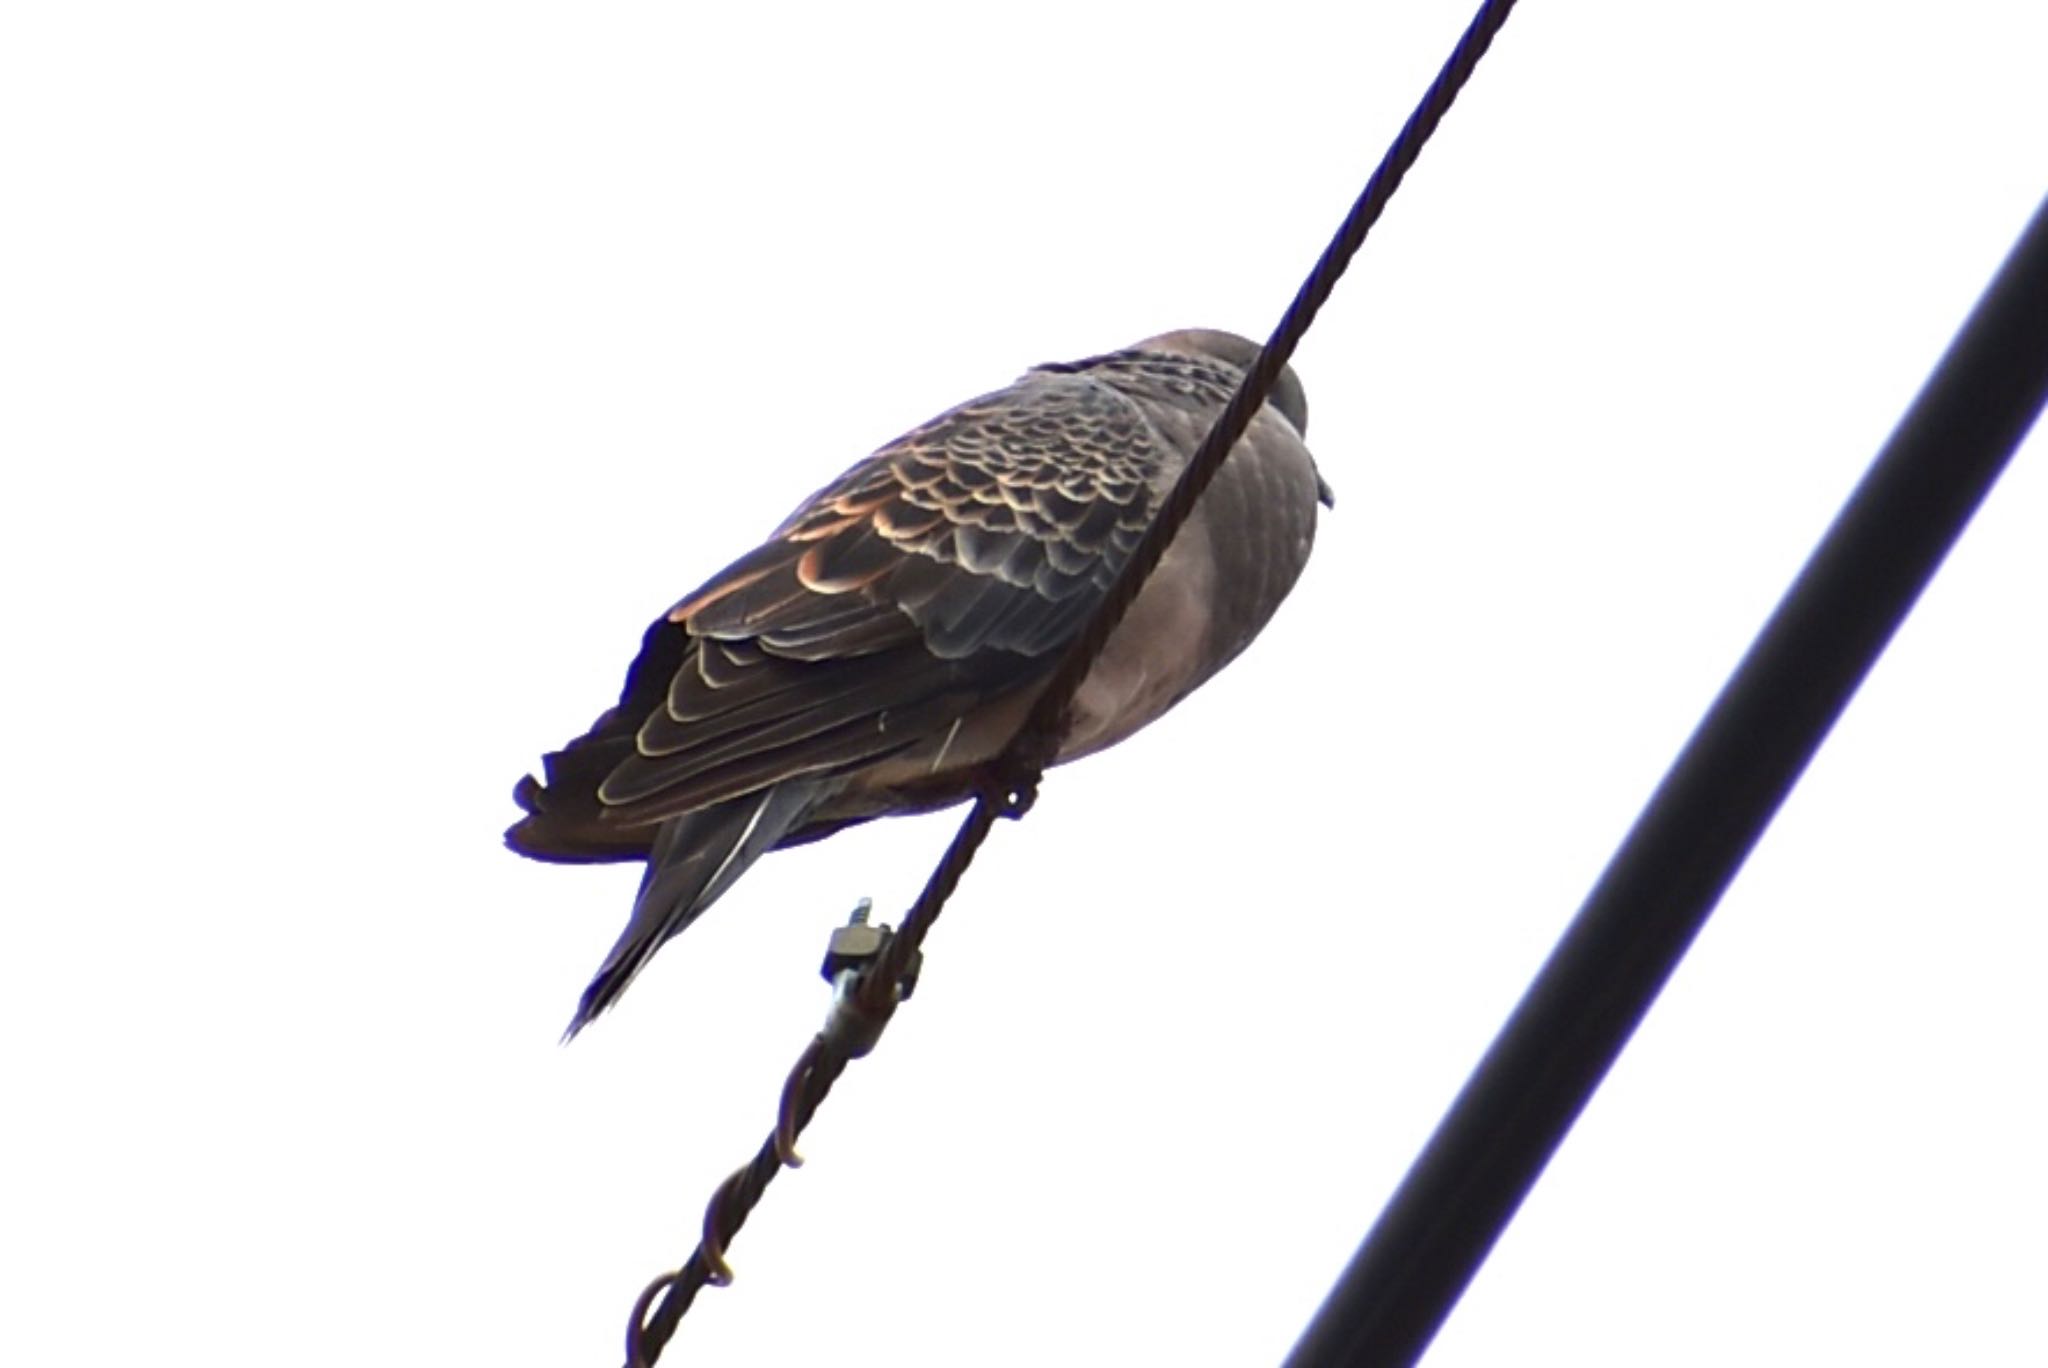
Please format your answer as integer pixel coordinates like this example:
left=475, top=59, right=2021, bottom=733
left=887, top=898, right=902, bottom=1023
left=623, top=3, right=1521, bottom=1359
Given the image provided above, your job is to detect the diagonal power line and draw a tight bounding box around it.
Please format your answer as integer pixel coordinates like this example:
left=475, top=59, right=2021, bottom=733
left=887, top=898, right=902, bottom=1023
left=1283, top=190, right=2048, bottom=1367
left=622, top=2, right=1524, bottom=1362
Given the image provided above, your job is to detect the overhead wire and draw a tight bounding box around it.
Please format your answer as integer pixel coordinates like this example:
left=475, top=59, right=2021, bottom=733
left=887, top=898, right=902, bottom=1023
left=621, top=1, right=1524, bottom=1361
left=1282, top=189, right=2048, bottom=1367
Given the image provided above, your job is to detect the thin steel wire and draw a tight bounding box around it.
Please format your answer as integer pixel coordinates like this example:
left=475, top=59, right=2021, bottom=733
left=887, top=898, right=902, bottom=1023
left=623, top=2, right=1522, bottom=1360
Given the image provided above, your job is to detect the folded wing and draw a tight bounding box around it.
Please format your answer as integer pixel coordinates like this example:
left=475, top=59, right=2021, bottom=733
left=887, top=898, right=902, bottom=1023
left=507, top=368, right=1163, bottom=860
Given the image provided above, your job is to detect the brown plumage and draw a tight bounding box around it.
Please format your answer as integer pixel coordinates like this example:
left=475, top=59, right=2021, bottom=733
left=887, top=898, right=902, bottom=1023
left=510, top=328, right=1333, bottom=1036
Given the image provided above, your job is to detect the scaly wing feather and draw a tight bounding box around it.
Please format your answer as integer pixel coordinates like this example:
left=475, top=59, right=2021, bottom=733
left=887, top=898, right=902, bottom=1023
left=507, top=364, right=1172, bottom=860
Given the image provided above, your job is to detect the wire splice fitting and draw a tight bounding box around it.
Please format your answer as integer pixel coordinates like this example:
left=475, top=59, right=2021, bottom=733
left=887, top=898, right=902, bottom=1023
left=818, top=898, right=921, bottom=1059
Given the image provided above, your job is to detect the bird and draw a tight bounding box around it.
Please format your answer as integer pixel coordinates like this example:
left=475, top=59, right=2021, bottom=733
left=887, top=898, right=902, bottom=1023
left=509, top=328, right=1334, bottom=1037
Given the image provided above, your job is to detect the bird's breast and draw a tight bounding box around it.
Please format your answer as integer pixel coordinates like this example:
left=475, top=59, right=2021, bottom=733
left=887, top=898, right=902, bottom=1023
left=1057, top=515, right=1220, bottom=761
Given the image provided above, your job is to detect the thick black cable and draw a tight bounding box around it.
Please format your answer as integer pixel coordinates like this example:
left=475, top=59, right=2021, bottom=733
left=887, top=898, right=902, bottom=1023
left=622, top=3, right=1523, bottom=1361
left=1283, top=192, right=2048, bottom=1368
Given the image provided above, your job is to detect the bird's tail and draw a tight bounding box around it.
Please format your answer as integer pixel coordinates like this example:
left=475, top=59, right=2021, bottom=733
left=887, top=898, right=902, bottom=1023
left=564, top=782, right=823, bottom=1039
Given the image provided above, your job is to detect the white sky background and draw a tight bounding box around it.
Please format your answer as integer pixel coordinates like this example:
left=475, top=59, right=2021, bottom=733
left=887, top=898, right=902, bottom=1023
left=4, top=3, right=2044, bottom=1364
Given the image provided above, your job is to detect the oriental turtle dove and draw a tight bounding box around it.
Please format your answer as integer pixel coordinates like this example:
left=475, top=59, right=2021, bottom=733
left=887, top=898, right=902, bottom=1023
left=509, top=328, right=1332, bottom=1036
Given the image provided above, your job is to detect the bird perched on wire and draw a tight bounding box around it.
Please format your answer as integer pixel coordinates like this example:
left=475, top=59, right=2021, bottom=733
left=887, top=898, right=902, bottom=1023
left=509, top=328, right=1333, bottom=1037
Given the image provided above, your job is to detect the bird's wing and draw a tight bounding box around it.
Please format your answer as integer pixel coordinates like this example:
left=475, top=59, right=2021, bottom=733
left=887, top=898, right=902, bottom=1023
left=509, top=367, right=1169, bottom=854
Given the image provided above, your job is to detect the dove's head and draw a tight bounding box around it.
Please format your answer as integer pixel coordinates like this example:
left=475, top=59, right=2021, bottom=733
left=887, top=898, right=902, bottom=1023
left=1135, top=328, right=1331, bottom=507
left=1133, top=328, right=1309, bottom=439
